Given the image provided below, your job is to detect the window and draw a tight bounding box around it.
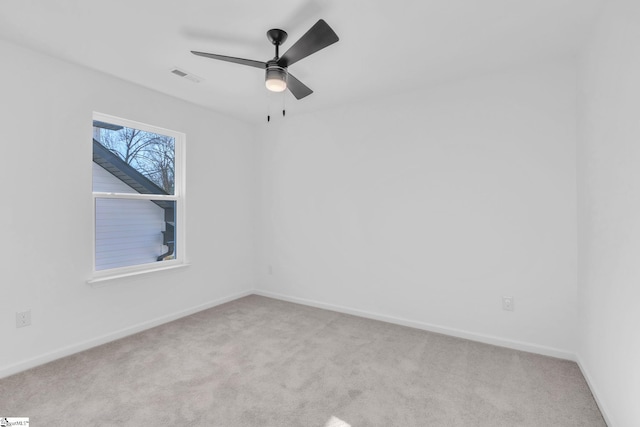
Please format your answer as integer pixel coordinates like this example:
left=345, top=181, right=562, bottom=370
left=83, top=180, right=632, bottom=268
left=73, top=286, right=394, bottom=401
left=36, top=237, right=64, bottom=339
left=90, top=112, right=185, bottom=281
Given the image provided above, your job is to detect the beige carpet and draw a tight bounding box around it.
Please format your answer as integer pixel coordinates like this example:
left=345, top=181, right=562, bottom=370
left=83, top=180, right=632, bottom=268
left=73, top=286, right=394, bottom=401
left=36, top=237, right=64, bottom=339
left=0, top=295, right=605, bottom=426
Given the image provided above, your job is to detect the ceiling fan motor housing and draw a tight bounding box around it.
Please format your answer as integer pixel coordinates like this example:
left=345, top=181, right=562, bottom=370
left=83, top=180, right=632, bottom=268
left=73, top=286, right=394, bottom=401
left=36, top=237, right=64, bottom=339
left=265, top=60, right=288, bottom=92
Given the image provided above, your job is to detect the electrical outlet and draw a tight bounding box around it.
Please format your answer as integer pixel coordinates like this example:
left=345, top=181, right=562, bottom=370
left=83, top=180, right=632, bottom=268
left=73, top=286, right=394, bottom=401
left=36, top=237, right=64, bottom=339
left=16, top=310, right=31, bottom=328
left=268, top=265, right=273, bottom=275
left=502, top=297, right=514, bottom=311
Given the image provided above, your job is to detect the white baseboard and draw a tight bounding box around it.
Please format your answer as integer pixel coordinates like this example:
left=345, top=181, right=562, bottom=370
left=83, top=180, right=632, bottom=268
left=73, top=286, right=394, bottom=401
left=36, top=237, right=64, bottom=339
left=576, top=357, right=613, bottom=426
left=0, top=289, right=253, bottom=379
left=1, top=288, right=577, bottom=380
left=253, top=289, right=576, bottom=361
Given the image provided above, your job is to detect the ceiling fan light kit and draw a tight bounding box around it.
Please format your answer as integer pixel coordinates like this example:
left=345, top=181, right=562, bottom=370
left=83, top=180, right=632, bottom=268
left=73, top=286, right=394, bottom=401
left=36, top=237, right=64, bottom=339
left=265, top=61, right=288, bottom=92
left=191, top=19, right=339, bottom=104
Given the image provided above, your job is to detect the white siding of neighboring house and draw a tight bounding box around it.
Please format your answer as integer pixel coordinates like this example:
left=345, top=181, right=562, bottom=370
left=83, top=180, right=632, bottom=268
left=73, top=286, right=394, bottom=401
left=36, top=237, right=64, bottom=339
left=92, top=162, right=165, bottom=271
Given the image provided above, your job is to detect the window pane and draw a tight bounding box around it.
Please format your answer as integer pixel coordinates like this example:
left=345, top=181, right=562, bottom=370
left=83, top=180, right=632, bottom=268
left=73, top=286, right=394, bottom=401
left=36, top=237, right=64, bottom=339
left=95, top=198, right=176, bottom=271
left=92, top=120, right=175, bottom=195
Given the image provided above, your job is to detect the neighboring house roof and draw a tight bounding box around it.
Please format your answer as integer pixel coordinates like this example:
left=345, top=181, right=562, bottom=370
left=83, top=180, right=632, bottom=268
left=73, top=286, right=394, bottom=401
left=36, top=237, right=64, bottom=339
left=93, top=139, right=167, bottom=195
left=92, top=139, right=173, bottom=211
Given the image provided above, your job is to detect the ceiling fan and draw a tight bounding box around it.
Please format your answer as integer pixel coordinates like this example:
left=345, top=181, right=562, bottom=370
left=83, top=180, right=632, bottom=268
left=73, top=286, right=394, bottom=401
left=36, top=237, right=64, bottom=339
left=191, top=19, right=339, bottom=100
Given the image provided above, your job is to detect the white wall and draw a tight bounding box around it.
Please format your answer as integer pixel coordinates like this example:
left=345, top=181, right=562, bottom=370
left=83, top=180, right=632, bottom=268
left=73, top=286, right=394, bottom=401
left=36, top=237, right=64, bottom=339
left=577, top=0, right=640, bottom=425
left=257, top=61, right=579, bottom=358
left=0, top=39, right=257, bottom=377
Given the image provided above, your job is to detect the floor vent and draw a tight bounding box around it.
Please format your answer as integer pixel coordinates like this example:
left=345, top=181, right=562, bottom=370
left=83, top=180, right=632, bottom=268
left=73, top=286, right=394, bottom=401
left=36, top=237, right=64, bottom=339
left=170, top=68, right=203, bottom=83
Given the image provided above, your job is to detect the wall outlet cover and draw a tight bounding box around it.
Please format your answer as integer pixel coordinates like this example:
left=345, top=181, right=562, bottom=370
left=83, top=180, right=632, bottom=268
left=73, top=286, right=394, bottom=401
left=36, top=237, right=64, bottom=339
left=16, top=310, right=31, bottom=328
left=502, top=297, right=514, bottom=311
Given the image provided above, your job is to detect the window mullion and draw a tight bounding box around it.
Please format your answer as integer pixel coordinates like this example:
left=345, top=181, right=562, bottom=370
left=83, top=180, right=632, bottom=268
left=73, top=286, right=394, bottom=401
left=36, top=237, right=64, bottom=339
left=93, top=192, right=178, bottom=201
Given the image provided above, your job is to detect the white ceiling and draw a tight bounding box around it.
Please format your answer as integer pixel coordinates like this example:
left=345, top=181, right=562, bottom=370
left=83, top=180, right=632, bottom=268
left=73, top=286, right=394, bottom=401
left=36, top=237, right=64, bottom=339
left=0, top=0, right=603, bottom=124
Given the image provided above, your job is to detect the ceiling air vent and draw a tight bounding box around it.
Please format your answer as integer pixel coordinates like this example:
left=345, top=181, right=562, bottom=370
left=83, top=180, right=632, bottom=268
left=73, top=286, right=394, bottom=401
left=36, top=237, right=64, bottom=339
left=170, top=67, right=203, bottom=83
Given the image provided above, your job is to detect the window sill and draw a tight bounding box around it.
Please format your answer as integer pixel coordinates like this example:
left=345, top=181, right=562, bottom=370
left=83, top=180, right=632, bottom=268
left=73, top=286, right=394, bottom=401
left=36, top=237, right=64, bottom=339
left=88, top=262, right=190, bottom=287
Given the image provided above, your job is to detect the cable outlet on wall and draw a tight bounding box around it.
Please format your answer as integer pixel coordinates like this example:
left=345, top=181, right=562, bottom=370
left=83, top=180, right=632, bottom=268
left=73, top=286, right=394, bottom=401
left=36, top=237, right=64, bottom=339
left=502, top=296, right=514, bottom=311
left=16, top=310, right=31, bottom=328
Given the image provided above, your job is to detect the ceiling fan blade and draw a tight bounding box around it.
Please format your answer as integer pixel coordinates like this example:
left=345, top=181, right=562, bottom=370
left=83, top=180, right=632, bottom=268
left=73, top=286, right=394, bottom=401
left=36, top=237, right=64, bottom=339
left=287, top=73, right=313, bottom=99
left=277, top=19, right=339, bottom=67
left=191, top=51, right=266, bottom=69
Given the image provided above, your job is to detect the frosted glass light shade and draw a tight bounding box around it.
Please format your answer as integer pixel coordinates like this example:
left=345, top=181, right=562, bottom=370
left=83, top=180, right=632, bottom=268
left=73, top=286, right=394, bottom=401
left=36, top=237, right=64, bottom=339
left=266, top=78, right=287, bottom=92
left=265, top=67, right=287, bottom=92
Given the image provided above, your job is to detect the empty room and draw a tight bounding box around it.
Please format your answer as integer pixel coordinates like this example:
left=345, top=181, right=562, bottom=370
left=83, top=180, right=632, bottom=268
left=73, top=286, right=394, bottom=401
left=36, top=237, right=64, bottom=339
left=0, top=0, right=638, bottom=425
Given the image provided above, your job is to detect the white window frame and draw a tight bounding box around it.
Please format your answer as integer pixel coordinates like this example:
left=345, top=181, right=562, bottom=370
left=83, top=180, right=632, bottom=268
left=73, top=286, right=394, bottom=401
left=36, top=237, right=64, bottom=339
left=89, top=112, right=186, bottom=283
